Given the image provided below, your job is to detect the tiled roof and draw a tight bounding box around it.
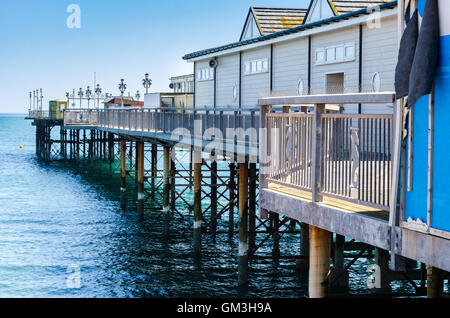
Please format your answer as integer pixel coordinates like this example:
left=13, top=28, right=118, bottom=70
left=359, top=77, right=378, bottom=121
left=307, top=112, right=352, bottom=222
left=330, top=0, right=390, bottom=15
left=183, top=1, right=397, bottom=60
left=251, top=7, right=308, bottom=35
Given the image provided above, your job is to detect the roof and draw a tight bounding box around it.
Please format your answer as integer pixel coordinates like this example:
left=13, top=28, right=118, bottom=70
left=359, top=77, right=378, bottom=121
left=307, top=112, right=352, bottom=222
left=183, top=1, right=397, bottom=60
left=251, top=7, right=308, bottom=35
left=330, top=0, right=391, bottom=15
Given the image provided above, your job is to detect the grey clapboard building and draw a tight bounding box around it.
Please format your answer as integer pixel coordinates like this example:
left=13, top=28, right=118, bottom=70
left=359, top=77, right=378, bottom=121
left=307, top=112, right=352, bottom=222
left=183, top=0, right=398, bottom=114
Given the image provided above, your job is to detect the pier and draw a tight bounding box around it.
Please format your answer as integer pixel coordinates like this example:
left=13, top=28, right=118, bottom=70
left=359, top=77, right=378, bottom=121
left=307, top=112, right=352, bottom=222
left=26, top=91, right=449, bottom=297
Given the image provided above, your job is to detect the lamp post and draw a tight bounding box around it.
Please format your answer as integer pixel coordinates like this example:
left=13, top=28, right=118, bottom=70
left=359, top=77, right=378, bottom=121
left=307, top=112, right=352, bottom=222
left=95, top=84, right=102, bottom=108
left=65, top=92, right=70, bottom=109
left=135, top=90, right=141, bottom=101
left=39, top=89, right=43, bottom=113
left=86, top=86, right=92, bottom=109
left=142, top=73, right=152, bottom=94
left=119, top=79, right=127, bottom=108
left=29, top=92, right=32, bottom=112
left=78, top=88, right=84, bottom=109
left=71, top=89, right=76, bottom=108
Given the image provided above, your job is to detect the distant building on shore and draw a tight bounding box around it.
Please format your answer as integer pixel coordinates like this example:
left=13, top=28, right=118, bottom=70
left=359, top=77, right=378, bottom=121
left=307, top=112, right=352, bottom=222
left=144, top=74, right=194, bottom=108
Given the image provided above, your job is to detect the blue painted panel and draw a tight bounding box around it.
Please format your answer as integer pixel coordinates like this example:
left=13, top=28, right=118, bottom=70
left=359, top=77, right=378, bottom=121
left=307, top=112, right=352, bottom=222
left=405, top=95, right=429, bottom=223
left=432, top=33, right=450, bottom=232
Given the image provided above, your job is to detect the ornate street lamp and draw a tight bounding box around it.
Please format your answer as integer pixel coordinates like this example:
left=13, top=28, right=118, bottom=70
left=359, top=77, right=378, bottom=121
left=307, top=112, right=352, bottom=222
left=142, top=73, right=152, bottom=94
left=118, top=79, right=127, bottom=107
left=39, top=89, right=43, bottom=112
left=78, top=88, right=84, bottom=108
left=95, top=84, right=102, bottom=108
left=33, top=90, right=36, bottom=112
left=86, top=86, right=92, bottom=109
left=135, top=90, right=141, bottom=101
left=71, top=89, right=76, bottom=108
left=29, top=92, right=32, bottom=112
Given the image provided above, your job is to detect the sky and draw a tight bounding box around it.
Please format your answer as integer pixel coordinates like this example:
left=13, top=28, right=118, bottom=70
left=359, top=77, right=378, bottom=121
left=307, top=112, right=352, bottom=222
left=0, top=0, right=310, bottom=113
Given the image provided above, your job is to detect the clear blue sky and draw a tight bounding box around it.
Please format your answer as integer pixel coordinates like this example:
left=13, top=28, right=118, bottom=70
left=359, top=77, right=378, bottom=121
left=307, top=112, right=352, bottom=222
left=0, top=0, right=310, bottom=113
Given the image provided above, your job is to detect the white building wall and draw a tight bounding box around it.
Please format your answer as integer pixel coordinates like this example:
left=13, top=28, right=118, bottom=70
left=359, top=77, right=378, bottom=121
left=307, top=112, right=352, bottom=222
left=361, top=15, right=398, bottom=114
left=193, top=15, right=397, bottom=114
left=241, top=46, right=271, bottom=107
left=216, top=53, right=240, bottom=108
left=194, top=60, right=214, bottom=108
left=311, top=25, right=360, bottom=113
left=272, top=38, right=309, bottom=95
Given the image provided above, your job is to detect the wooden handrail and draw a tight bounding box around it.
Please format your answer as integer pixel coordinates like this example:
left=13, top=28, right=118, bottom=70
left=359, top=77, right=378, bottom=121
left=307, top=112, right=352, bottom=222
left=258, top=92, right=396, bottom=106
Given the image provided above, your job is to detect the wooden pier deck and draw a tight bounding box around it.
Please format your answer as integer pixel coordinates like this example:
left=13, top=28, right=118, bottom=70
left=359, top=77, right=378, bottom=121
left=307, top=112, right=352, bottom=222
left=26, top=92, right=449, bottom=298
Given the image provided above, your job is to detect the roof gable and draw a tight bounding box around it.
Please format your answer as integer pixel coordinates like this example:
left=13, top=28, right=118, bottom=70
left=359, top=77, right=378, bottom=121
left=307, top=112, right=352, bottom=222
left=304, top=0, right=336, bottom=24
left=304, top=0, right=389, bottom=23
left=240, top=9, right=262, bottom=41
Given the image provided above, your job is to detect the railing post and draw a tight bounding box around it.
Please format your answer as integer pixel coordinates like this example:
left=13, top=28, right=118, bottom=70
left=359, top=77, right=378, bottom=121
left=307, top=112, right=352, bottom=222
left=259, top=104, right=269, bottom=219
left=312, top=103, right=325, bottom=202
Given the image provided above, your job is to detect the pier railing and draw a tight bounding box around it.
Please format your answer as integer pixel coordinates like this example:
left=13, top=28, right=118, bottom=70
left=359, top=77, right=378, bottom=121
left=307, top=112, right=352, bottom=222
left=63, top=107, right=261, bottom=153
left=259, top=93, right=395, bottom=210
left=27, top=110, right=50, bottom=119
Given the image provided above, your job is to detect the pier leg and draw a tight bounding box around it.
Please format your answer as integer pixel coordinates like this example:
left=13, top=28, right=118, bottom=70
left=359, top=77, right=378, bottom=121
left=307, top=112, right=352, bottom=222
left=120, top=139, right=127, bottom=211
left=193, top=150, right=202, bottom=255
left=309, top=226, right=331, bottom=298
left=163, top=146, right=170, bottom=211
left=151, top=144, right=157, bottom=193
left=137, top=141, right=145, bottom=218
left=135, top=141, right=139, bottom=189
left=427, top=266, right=444, bottom=298
left=372, top=248, right=391, bottom=295
left=297, top=223, right=310, bottom=272
left=272, top=213, right=280, bottom=258
left=238, top=162, right=249, bottom=286
left=332, top=234, right=348, bottom=292
left=171, top=149, right=176, bottom=211
left=229, top=163, right=236, bottom=237
left=108, top=133, right=114, bottom=175
left=210, top=158, right=218, bottom=233
left=248, top=163, right=256, bottom=252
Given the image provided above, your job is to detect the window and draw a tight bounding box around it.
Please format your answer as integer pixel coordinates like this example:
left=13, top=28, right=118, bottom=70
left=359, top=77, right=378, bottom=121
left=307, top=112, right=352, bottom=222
left=197, top=68, right=214, bottom=81
left=315, top=42, right=356, bottom=65
left=372, top=72, right=381, bottom=92
left=244, top=58, right=269, bottom=75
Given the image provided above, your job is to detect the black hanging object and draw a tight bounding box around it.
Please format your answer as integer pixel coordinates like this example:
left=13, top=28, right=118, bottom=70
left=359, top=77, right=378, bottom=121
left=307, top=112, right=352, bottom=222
left=395, top=9, right=419, bottom=100
left=408, top=0, right=440, bottom=107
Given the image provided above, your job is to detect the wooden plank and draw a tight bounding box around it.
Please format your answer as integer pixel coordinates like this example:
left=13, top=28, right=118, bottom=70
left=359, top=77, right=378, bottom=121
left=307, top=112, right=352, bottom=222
left=396, top=227, right=450, bottom=272
left=258, top=92, right=395, bottom=106
left=260, top=188, right=391, bottom=250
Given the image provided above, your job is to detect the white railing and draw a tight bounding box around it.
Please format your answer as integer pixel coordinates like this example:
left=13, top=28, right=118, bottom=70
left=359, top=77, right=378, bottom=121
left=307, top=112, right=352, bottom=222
left=259, top=92, right=395, bottom=210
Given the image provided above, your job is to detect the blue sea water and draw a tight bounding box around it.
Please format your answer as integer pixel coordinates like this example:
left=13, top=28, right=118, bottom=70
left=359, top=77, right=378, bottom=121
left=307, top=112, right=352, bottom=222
left=0, top=115, right=440, bottom=298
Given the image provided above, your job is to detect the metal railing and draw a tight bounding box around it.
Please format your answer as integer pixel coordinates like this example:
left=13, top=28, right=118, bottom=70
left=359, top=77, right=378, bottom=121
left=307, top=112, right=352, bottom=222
left=27, top=110, right=50, bottom=119
left=63, top=107, right=260, bottom=152
left=259, top=92, right=395, bottom=210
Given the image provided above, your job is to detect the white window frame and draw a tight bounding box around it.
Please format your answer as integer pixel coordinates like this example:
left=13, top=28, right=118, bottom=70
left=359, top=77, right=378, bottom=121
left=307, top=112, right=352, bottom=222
left=244, top=58, right=269, bottom=76
left=315, top=42, right=356, bottom=66
left=197, top=68, right=215, bottom=82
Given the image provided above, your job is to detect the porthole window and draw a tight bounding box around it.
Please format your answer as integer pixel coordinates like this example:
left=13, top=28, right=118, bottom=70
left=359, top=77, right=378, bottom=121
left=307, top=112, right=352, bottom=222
left=372, top=72, right=381, bottom=92
left=297, top=80, right=305, bottom=96
left=233, top=85, right=238, bottom=101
